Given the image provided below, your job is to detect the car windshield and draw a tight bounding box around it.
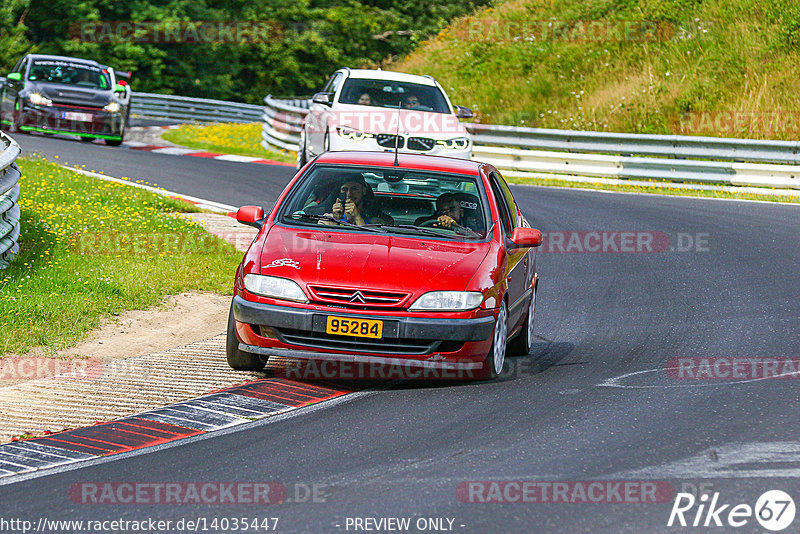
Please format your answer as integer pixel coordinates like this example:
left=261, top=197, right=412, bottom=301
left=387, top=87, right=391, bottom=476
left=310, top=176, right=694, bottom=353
left=338, top=79, right=451, bottom=114
left=27, top=60, right=111, bottom=90
left=280, top=166, right=489, bottom=240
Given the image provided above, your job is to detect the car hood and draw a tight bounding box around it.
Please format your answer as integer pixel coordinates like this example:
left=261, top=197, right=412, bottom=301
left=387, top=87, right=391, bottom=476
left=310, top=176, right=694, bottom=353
left=26, top=82, right=113, bottom=107
left=257, top=226, right=489, bottom=297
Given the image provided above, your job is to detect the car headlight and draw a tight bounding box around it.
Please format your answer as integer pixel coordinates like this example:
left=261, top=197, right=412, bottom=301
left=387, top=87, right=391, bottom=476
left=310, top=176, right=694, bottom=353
left=336, top=126, right=374, bottom=141
left=28, top=93, right=52, bottom=106
left=103, top=102, right=121, bottom=113
left=244, top=274, right=308, bottom=303
left=436, top=137, right=471, bottom=150
left=409, top=291, right=483, bottom=311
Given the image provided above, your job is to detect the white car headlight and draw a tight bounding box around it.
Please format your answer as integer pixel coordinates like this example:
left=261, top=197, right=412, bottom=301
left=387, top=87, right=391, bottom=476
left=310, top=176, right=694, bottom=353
left=436, top=137, right=471, bottom=150
left=28, top=93, right=52, bottom=106
left=244, top=274, right=308, bottom=303
left=336, top=126, right=374, bottom=141
left=103, top=102, right=121, bottom=113
left=409, top=291, right=483, bottom=311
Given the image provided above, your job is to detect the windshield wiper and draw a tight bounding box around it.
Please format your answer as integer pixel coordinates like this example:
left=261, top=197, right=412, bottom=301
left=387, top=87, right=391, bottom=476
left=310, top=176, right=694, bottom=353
left=366, top=224, right=481, bottom=239
left=287, top=212, right=387, bottom=232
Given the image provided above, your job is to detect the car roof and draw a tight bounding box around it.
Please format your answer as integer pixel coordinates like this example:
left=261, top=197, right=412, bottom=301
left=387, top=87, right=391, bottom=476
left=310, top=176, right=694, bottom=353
left=27, top=54, right=107, bottom=69
left=343, top=69, right=438, bottom=86
left=314, top=151, right=483, bottom=175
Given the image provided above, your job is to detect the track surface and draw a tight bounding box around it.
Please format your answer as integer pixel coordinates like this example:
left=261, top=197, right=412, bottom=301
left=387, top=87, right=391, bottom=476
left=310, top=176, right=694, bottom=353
left=3, top=132, right=800, bottom=533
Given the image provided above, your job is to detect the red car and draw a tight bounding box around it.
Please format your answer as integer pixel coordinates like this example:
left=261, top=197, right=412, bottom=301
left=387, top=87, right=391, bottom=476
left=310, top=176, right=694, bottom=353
left=228, top=151, right=542, bottom=380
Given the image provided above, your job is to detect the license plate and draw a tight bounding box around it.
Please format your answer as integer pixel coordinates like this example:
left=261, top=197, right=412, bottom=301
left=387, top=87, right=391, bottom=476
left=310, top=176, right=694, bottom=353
left=62, top=112, right=93, bottom=122
left=325, top=316, right=383, bottom=338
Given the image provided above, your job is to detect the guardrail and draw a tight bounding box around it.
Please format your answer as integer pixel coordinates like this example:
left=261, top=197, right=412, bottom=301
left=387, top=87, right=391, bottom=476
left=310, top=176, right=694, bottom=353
left=0, top=131, right=21, bottom=270
left=261, top=96, right=800, bottom=190
left=131, top=92, right=263, bottom=123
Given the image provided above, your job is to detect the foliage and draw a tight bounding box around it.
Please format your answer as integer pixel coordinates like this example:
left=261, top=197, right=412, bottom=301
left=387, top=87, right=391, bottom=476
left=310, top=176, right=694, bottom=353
left=0, top=0, right=490, bottom=104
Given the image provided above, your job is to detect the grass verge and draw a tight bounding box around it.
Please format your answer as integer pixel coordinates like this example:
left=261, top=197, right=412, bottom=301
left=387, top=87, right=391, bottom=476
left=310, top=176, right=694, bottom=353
left=161, top=122, right=296, bottom=163
left=0, top=157, right=242, bottom=356
left=395, top=0, right=800, bottom=140
left=507, top=175, right=800, bottom=203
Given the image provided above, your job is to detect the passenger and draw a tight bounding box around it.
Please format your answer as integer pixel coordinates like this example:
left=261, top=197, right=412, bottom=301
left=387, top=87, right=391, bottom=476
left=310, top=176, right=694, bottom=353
left=357, top=93, right=372, bottom=106
left=320, top=175, right=393, bottom=226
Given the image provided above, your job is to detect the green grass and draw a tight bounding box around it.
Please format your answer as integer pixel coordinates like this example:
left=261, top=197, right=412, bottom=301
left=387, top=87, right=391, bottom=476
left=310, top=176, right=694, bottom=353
left=161, top=122, right=296, bottom=163
left=506, top=174, right=800, bottom=203
left=394, top=0, right=800, bottom=140
left=0, top=158, right=242, bottom=356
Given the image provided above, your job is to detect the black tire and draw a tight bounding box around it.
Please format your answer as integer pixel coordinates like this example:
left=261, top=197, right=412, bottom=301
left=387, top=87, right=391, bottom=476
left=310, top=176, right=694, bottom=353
left=80, top=136, right=94, bottom=143
left=7, top=100, right=21, bottom=133
left=226, top=301, right=266, bottom=371
left=481, top=300, right=508, bottom=380
left=105, top=131, right=124, bottom=147
left=508, top=284, right=537, bottom=356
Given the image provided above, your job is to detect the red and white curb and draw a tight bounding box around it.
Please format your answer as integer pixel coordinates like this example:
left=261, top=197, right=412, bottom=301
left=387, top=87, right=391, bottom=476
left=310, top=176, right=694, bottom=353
left=0, top=378, right=356, bottom=479
left=124, top=141, right=295, bottom=167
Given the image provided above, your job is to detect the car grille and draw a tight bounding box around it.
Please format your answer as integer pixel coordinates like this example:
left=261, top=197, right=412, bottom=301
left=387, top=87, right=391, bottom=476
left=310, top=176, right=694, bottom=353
left=376, top=134, right=404, bottom=149
left=273, top=328, right=464, bottom=356
left=407, top=137, right=436, bottom=151
left=308, top=286, right=410, bottom=308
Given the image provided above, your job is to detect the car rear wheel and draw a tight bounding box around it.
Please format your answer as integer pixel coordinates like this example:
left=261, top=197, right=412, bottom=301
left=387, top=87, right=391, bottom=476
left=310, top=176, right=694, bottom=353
left=80, top=136, right=94, bottom=143
left=226, top=301, right=266, bottom=371
left=482, top=300, right=508, bottom=379
left=508, top=283, right=536, bottom=356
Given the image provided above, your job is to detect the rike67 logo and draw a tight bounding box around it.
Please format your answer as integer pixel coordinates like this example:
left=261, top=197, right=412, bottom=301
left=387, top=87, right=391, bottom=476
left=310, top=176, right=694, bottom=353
left=668, top=490, right=796, bottom=531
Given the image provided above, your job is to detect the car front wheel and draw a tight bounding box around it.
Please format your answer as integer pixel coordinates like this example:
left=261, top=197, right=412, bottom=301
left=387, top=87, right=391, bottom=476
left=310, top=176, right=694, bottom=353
left=226, top=301, right=266, bottom=371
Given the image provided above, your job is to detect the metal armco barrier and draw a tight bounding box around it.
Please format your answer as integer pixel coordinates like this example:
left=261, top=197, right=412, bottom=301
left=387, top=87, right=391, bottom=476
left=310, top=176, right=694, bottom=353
left=131, top=92, right=263, bottom=123
left=0, top=131, right=21, bottom=269
left=261, top=95, right=800, bottom=190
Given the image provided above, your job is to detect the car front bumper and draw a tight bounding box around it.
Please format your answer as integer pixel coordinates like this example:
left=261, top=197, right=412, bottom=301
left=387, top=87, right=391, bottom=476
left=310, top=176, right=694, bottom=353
left=20, top=104, right=124, bottom=139
left=232, top=295, right=495, bottom=370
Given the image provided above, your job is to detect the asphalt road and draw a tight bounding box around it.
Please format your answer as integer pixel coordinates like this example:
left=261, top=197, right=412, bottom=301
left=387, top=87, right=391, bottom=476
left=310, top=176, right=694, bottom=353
left=3, top=132, right=800, bottom=533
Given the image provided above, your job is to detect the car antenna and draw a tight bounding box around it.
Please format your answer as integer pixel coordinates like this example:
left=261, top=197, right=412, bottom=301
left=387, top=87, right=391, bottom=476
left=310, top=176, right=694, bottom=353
left=393, top=99, right=401, bottom=167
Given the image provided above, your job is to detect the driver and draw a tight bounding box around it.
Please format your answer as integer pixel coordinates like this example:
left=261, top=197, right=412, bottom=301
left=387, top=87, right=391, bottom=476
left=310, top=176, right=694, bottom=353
left=320, top=175, right=393, bottom=226
left=418, top=192, right=479, bottom=236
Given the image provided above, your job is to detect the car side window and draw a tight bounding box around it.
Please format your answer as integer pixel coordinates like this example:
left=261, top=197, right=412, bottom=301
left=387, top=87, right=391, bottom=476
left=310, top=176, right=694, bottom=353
left=321, top=75, right=336, bottom=93
left=494, top=170, right=520, bottom=228
left=489, top=172, right=513, bottom=237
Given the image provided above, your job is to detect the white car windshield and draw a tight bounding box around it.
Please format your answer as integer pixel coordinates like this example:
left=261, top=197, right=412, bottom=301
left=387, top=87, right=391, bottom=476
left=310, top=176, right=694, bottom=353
left=338, top=79, right=451, bottom=114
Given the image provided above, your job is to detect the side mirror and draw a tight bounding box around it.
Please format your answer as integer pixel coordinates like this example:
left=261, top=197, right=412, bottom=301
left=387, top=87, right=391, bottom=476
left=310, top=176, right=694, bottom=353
left=113, top=84, right=126, bottom=93
left=312, top=92, right=333, bottom=106
left=7, top=73, right=22, bottom=82
left=509, top=227, right=542, bottom=248
left=236, top=206, right=265, bottom=229
left=455, top=105, right=473, bottom=119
